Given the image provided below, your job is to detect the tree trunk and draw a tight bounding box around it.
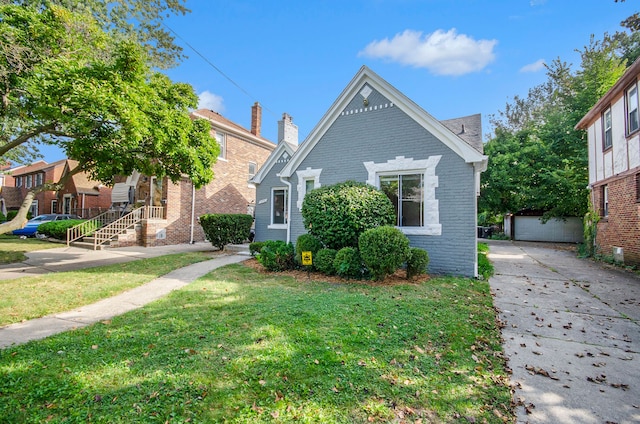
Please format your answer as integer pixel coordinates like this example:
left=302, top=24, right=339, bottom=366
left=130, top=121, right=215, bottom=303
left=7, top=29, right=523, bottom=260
left=0, top=191, right=35, bottom=235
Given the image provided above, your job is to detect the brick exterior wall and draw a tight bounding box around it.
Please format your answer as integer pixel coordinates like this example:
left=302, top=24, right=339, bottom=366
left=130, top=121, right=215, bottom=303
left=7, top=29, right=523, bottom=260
left=591, top=169, right=640, bottom=265
left=142, top=127, right=274, bottom=247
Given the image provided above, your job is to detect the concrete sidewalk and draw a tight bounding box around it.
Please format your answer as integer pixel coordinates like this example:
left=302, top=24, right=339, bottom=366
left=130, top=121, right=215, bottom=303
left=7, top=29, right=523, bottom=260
left=0, top=243, right=250, bottom=349
left=487, top=240, right=640, bottom=424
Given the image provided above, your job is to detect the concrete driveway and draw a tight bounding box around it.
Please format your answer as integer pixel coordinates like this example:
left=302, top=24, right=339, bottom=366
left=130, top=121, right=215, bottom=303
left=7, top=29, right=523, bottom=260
left=488, top=240, right=640, bottom=424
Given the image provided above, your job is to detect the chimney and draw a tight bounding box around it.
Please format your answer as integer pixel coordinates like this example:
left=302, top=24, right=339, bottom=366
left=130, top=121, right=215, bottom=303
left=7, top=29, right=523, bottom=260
left=251, top=102, right=262, bottom=137
left=278, top=113, right=298, bottom=144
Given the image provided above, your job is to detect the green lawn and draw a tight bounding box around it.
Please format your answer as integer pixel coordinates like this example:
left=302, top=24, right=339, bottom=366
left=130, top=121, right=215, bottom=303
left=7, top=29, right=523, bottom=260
left=0, top=234, right=61, bottom=264
left=0, top=252, right=215, bottom=325
left=0, top=262, right=513, bottom=423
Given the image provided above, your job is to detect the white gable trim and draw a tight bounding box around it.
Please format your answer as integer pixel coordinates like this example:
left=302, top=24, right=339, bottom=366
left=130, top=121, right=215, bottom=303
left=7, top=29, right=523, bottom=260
left=279, top=66, right=487, bottom=178
left=250, top=142, right=297, bottom=184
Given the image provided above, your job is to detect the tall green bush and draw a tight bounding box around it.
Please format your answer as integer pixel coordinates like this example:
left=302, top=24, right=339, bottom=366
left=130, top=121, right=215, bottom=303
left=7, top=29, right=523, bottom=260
left=301, top=180, right=395, bottom=250
left=358, top=226, right=410, bottom=280
left=294, top=233, right=323, bottom=268
left=256, top=240, right=294, bottom=272
left=199, top=214, right=253, bottom=250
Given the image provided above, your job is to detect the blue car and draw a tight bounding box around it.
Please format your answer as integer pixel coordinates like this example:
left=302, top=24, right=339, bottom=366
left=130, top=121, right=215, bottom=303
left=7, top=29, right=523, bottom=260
left=12, top=214, right=80, bottom=237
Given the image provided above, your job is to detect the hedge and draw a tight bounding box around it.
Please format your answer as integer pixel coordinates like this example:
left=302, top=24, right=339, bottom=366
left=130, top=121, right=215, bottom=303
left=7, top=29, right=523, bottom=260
left=38, top=219, right=87, bottom=240
left=199, top=214, right=253, bottom=250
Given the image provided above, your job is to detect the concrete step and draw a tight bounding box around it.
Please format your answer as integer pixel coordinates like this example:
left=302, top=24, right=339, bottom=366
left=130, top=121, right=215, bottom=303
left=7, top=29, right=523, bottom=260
left=223, top=243, right=252, bottom=256
left=69, top=240, right=108, bottom=251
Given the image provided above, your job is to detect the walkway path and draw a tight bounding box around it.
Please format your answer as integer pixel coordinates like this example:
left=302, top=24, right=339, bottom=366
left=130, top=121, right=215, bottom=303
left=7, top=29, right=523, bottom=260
left=0, top=243, right=249, bottom=349
left=488, top=240, right=640, bottom=424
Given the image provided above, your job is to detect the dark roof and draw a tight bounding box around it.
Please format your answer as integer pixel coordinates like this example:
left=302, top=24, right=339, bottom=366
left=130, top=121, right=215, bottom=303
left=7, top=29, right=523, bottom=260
left=0, top=186, right=24, bottom=209
left=440, top=113, right=483, bottom=153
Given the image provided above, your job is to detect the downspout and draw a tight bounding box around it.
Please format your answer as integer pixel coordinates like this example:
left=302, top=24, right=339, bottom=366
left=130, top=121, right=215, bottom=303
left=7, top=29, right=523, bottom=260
left=189, top=181, right=196, bottom=244
left=280, top=175, right=292, bottom=243
left=81, top=193, right=86, bottom=218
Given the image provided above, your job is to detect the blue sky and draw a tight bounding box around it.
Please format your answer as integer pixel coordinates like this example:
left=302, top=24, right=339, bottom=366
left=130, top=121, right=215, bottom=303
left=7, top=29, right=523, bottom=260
left=43, top=0, right=638, bottom=161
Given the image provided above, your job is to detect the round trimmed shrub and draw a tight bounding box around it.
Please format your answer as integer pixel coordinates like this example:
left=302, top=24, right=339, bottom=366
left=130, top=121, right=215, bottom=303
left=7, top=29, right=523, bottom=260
left=314, top=248, right=337, bottom=275
left=256, top=240, right=294, bottom=271
left=294, top=233, right=324, bottom=268
left=301, top=180, right=395, bottom=250
left=358, top=226, right=410, bottom=280
left=333, top=247, right=364, bottom=279
left=406, top=247, right=429, bottom=279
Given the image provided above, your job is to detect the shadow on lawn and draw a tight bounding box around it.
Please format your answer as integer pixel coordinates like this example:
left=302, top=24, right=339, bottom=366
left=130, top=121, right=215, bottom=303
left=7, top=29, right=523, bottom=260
left=0, top=264, right=512, bottom=423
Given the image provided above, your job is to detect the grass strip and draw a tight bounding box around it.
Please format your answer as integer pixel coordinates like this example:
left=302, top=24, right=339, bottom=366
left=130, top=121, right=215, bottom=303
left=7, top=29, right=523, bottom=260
left=0, top=263, right=513, bottom=423
left=0, top=252, right=214, bottom=325
left=0, top=235, right=61, bottom=264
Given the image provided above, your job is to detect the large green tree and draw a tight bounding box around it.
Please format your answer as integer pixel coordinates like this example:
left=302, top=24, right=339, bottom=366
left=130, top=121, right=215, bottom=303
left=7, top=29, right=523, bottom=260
left=0, top=4, right=218, bottom=234
left=480, top=34, right=628, bottom=220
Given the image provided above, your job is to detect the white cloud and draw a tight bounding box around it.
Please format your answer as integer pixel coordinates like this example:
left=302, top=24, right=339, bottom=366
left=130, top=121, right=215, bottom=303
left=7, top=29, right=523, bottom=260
left=198, top=90, right=225, bottom=112
left=530, top=0, right=547, bottom=6
left=358, top=29, right=497, bottom=76
left=520, top=59, right=545, bottom=73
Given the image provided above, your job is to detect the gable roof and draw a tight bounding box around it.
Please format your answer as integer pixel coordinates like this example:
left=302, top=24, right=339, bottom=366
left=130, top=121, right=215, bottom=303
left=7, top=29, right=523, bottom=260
left=575, top=57, right=640, bottom=130
left=279, top=66, right=487, bottom=178
left=191, top=109, right=275, bottom=151
left=64, top=160, right=106, bottom=195
left=440, top=113, right=483, bottom=153
left=250, top=141, right=298, bottom=184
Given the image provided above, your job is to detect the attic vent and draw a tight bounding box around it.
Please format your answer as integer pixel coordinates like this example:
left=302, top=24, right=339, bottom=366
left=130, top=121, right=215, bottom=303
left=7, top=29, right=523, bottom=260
left=360, top=86, right=372, bottom=99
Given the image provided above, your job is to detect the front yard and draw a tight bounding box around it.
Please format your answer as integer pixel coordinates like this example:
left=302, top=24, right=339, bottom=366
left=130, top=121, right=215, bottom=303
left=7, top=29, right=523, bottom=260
left=0, top=261, right=513, bottom=423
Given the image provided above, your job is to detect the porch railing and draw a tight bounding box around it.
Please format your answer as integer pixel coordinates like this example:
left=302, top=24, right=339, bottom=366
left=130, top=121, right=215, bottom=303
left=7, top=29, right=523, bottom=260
left=90, top=206, right=164, bottom=249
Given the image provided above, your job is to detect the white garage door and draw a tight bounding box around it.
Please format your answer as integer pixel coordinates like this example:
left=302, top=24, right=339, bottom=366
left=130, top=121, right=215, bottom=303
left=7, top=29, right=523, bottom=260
left=514, top=216, right=584, bottom=243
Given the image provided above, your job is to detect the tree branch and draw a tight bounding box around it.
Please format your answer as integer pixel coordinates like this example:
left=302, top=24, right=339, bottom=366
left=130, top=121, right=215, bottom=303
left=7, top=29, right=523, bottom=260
left=0, top=123, right=57, bottom=157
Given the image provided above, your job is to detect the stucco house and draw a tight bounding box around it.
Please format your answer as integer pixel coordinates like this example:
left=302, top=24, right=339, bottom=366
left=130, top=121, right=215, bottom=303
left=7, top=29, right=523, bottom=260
left=251, top=66, right=488, bottom=277
left=575, top=58, right=640, bottom=265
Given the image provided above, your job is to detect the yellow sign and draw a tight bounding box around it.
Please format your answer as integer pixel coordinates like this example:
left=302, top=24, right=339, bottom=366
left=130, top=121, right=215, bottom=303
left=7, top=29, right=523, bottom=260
left=301, top=251, right=313, bottom=266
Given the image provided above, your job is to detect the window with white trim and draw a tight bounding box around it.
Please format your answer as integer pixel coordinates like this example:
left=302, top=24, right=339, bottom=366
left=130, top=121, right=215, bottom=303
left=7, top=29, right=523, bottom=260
left=15, top=176, right=22, bottom=187
left=627, top=83, right=639, bottom=135
left=30, top=199, right=38, bottom=217
left=26, top=174, right=32, bottom=188
left=380, top=173, right=424, bottom=227
left=295, top=168, right=322, bottom=210
left=216, top=131, right=227, bottom=159
left=269, top=187, right=288, bottom=228
left=51, top=199, right=58, bottom=214
left=248, top=162, right=257, bottom=180
left=364, top=155, right=442, bottom=235
left=35, top=172, right=43, bottom=187
left=603, top=185, right=609, bottom=217
left=603, top=107, right=612, bottom=150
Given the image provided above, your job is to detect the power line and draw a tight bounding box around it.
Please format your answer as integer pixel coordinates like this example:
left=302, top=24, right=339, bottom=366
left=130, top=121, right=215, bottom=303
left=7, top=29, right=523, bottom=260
left=162, top=22, right=277, bottom=117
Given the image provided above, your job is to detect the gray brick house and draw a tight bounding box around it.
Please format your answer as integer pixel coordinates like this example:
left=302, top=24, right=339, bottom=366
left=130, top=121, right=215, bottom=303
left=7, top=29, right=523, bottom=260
left=251, top=66, right=487, bottom=277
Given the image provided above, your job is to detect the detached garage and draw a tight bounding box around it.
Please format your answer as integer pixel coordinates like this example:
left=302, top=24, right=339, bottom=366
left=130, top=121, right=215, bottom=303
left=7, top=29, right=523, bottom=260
left=504, top=212, right=583, bottom=243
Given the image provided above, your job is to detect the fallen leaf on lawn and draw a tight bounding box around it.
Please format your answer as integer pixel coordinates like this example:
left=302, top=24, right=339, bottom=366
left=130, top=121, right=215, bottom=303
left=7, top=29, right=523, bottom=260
left=271, top=411, right=279, bottom=419
left=314, top=359, right=319, bottom=364
left=259, top=380, right=266, bottom=386
left=332, top=386, right=339, bottom=392
left=91, top=345, right=98, bottom=350
left=414, top=346, right=425, bottom=354
left=274, top=391, right=283, bottom=402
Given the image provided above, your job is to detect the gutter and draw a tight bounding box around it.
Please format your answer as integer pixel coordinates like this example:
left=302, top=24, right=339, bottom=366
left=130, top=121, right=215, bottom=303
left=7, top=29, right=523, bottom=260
left=279, top=175, right=292, bottom=243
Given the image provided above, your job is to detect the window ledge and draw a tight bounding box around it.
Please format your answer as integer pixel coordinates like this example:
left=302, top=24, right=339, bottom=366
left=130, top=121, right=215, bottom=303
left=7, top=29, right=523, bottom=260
left=268, top=224, right=288, bottom=230
left=398, top=224, right=442, bottom=236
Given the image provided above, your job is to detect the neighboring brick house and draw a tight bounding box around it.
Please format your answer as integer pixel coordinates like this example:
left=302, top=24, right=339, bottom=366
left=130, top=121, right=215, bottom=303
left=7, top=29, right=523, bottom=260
left=116, top=103, right=276, bottom=247
left=3, top=159, right=65, bottom=217
left=576, top=58, right=640, bottom=266
left=0, top=159, right=112, bottom=219
left=56, top=160, right=112, bottom=218
left=252, top=66, right=488, bottom=277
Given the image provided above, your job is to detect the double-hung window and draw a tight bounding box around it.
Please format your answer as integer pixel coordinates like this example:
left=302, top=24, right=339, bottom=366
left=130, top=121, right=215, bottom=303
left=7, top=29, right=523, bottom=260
left=216, top=131, right=227, bottom=160
left=269, top=187, right=288, bottom=228
left=15, top=176, right=22, bottom=187
left=380, top=173, right=424, bottom=227
left=627, top=83, right=639, bottom=135
left=603, top=107, right=612, bottom=150
left=603, top=185, right=609, bottom=217
left=26, top=174, right=32, bottom=188
left=35, top=172, right=43, bottom=187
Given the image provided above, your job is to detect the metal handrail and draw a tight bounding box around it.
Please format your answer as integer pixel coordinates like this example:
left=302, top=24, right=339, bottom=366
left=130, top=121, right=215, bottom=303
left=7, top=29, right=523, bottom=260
left=66, top=210, right=120, bottom=246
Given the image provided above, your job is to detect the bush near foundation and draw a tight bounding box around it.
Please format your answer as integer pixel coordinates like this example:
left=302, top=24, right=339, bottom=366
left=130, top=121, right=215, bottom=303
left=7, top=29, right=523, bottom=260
left=406, top=247, right=429, bottom=279
left=314, top=248, right=337, bottom=275
left=256, top=240, right=294, bottom=271
left=301, top=180, right=395, bottom=250
left=334, top=247, right=365, bottom=279
left=358, top=226, right=410, bottom=280
left=295, top=233, right=324, bottom=268
left=199, top=214, right=253, bottom=250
